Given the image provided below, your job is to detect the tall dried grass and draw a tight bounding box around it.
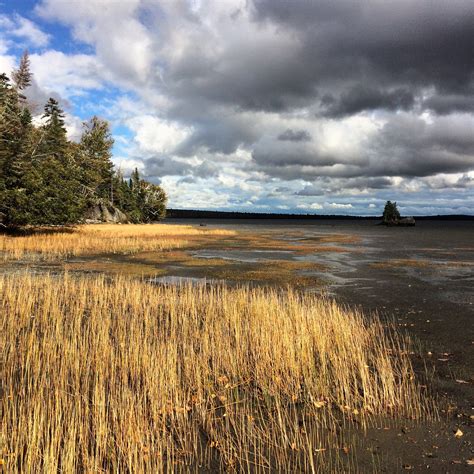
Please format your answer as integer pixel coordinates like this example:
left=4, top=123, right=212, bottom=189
left=0, top=224, right=234, bottom=261
left=1, top=273, right=430, bottom=472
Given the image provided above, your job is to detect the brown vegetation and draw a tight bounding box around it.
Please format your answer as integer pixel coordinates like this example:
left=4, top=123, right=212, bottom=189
left=370, top=259, right=474, bottom=270
left=0, top=224, right=235, bottom=261
left=1, top=272, right=431, bottom=472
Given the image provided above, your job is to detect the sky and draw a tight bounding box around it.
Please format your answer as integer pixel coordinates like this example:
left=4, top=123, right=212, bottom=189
left=1, top=0, right=474, bottom=216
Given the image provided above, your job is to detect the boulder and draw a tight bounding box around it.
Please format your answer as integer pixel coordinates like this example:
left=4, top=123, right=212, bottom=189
left=84, top=201, right=128, bottom=223
left=399, top=217, right=416, bottom=226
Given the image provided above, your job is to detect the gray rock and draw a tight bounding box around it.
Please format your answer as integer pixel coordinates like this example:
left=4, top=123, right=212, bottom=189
left=83, top=201, right=128, bottom=223
left=399, top=217, right=416, bottom=226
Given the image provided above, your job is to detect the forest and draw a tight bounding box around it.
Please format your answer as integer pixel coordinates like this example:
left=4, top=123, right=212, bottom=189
left=0, top=51, right=167, bottom=228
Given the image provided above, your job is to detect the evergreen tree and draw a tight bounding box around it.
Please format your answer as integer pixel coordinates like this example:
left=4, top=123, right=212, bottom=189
left=1, top=57, right=168, bottom=228
left=32, top=97, right=85, bottom=225
left=0, top=73, right=35, bottom=226
left=79, top=116, right=115, bottom=200
left=382, top=201, right=401, bottom=224
left=42, top=98, right=68, bottom=157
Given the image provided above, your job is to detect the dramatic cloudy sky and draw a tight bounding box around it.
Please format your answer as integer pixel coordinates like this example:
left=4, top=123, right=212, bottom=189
left=1, top=0, right=474, bottom=215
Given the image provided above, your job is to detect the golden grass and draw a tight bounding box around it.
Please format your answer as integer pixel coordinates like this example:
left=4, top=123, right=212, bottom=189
left=370, top=259, right=474, bottom=269
left=0, top=224, right=235, bottom=261
left=1, top=272, right=431, bottom=472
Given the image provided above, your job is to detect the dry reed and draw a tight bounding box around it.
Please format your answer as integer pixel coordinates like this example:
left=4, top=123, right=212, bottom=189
left=0, top=224, right=234, bottom=261
left=1, top=273, right=430, bottom=472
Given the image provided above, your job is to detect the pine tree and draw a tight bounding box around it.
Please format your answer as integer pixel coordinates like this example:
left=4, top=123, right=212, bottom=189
left=79, top=116, right=115, bottom=200
left=382, top=201, right=401, bottom=224
left=42, top=98, right=68, bottom=157
left=0, top=73, right=33, bottom=226
left=1, top=56, right=168, bottom=227
left=32, top=98, right=85, bottom=225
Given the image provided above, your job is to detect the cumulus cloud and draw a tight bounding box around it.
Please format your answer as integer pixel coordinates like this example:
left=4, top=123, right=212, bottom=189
left=2, top=0, right=473, bottom=213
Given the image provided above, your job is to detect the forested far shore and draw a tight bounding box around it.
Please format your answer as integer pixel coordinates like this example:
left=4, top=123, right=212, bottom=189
left=166, top=209, right=474, bottom=220
left=0, top=51, right=167, bottom=228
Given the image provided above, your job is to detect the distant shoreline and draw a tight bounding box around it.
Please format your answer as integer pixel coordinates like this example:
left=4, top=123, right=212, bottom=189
left=166, top=209, right=474, bottom=220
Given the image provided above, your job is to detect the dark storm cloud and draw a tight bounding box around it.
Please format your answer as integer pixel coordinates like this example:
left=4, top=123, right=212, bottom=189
left=169, top=0, right=474, bottom=121
left=173, top=113, right=260, bottom=156
left=278, top=129, right=311, bottom=142
left=322, top=86, right=415, bottom=118
left=423, top=94, right=474, bottom=116
left=143, top=155, right=218, bottom=179
left=248, top=112, right=474, bottom=182
left=369, top=114, right=474, bottom=177
left=252, top=143, right=337, bottom=168
left=251, top=0, right=474, bottom=97
left=142, top=0, right=474, bottom=188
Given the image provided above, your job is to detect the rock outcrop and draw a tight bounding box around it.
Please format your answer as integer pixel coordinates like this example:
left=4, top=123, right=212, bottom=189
left=83, top=201, right=128, bottom=223
left=398, top=217, right=416, bottom=226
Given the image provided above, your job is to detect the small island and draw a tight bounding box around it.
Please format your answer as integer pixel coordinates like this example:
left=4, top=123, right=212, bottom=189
left=381, top=200, right=416, bottom=226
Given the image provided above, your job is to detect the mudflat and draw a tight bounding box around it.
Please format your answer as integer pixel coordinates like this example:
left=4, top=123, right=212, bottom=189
left=163, top=218, right=474, bottom=471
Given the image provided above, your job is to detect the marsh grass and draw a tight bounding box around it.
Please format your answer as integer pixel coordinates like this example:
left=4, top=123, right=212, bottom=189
left=0, top=224, right=235, bottom=261
left=369, top=259, right=474, bottom=269
left=1, top=273, right=432, bottom=472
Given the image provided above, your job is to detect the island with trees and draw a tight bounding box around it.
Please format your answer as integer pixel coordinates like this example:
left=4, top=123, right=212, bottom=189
left=382, top=201, right=416, bottom=226
left=0, top=51, right=167, bottom=230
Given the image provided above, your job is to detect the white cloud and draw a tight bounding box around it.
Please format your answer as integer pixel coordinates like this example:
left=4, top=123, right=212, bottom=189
left=14, top=15, right=50, bottom=47
left=0, top=14, right=50, bottom=48
left=112, top=158, right=145, bottom=176
left=328, top=203, right=353, bottom=209
left=126, top=115, right=191, bottom=154
left=297, top=203, right=323, bottom=210
left=36, top=0, right=152, bottom=85
left=0, top=54, right=16, bottom=76
left=30, top=51, right=104, bottom=97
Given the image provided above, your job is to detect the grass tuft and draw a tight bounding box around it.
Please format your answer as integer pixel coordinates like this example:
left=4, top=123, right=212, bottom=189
left=1, top=272, right=431, bottom=472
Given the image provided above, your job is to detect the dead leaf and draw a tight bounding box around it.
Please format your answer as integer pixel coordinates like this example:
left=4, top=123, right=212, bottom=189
left=466, top=459, right=474, bottom=466
left=314, top=400, right=326, bottom=408
left=402, top=464, right=414, bottom=470
left=455, top=379, right=469, bottom=384
left=454, top=428, right=463, bottom=438
left=217, top=375, right=229, bottom=384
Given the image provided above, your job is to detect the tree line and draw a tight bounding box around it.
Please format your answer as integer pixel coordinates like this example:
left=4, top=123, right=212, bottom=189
left=0, top=51, right=167, bottom=228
